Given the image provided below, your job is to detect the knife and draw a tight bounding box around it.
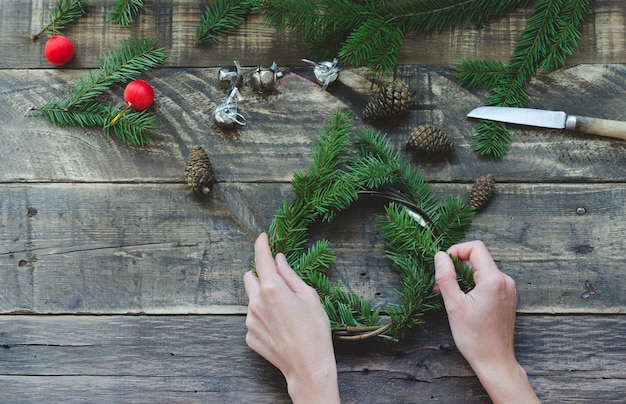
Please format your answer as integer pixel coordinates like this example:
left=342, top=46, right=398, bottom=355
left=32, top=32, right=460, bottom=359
left=467, top=106, right=626, bottom=141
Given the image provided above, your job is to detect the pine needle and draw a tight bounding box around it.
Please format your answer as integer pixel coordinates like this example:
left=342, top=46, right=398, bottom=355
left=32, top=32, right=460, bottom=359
left=108, top=0, right=144, bottom=26
left=32, top=0, right=88, bottom=39
left=195, top=0, right=255, bottom=45
left=455, top=59, right=507, bottom=90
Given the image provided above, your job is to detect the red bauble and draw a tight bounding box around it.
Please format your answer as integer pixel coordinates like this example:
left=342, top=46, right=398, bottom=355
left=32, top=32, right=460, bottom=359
left=44, top=35, right=75, bottom=66
left=124, top=80, right=155, bottom=111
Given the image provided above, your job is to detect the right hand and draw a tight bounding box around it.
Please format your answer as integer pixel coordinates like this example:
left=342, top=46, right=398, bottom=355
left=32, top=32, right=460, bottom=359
left=434, top=241, right=539, bottom=403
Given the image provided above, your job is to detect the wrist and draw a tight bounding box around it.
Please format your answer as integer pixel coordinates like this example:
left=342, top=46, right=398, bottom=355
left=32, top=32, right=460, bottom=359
left=471, top=358, right=539, bottom=404
left=286, top=361, right=340, bottom=404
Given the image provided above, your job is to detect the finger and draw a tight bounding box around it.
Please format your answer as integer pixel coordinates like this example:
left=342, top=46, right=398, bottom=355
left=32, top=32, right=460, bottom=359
left=447, top=240, right=498, bottom=278
left=243, top=270, right=260, bottom=300
left=254, top=233, right=278, bottom=281
left=434, top=251, right=465, bottom=308
left=275, top=253, right=309, bottom=294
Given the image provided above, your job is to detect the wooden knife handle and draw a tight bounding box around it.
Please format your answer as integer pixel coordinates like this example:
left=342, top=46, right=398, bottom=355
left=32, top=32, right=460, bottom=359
left=572, top=116, right=626, bottom=140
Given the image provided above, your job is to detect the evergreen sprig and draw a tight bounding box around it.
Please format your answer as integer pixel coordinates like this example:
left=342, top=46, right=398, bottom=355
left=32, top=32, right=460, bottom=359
left=265, top=110, right=476, bottom=340
left=254, top=0, right=532, bottom=75
left=108, top=0, right=144, bottom=26
left=32, top=0, right=88, bottom=39
left=457, top=0, right=592, bottom=158
left=34, top=37, right=166, bottom=146
left=195, top=0, right=255, bottom=45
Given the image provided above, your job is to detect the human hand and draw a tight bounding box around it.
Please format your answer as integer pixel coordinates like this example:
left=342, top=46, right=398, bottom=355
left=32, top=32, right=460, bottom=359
left=244, top=233, right=340, bottom=404
left=434, top=241, right=539, bottom=403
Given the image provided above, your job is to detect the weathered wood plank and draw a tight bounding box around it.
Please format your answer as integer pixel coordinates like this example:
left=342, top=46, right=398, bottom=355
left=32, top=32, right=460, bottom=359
left=2, top=65, right=626, bottom=184
left=1, top=182, right=624, bottom=314
left=1, top=1, right=625, bottom=69
left=0, top=314, right=625, bottom=403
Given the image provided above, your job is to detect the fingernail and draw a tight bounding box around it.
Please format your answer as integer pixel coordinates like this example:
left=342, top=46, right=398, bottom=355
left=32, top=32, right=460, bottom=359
left=434, top=252, right=446, bottom=268
left=276, top=253, right=287, bottom=266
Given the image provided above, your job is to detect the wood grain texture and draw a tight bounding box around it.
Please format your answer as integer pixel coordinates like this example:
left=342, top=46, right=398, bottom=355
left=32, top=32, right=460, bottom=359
left=2, top=1, right=625, bottom=69
left=3, top=65, right=626, bottom=184
left=2, top=1, right=626, bottom=401
left=1, top=314, right=625, bottom=403
left=1, top=182, right=624, bottom=314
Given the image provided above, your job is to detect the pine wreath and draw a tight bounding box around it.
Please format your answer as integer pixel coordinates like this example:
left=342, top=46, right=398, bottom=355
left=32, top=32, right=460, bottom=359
left=263, top=110, right=475, bottom=341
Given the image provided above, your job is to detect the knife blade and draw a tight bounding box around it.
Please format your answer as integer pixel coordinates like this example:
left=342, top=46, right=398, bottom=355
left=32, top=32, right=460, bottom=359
left=467, top=106, right=626, bottom=141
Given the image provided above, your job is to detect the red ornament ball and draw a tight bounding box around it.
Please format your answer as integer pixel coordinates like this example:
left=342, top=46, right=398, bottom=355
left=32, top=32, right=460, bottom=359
left=44, top=35, right=75, bottom=66
left=123, top=80, right=155, bottom=111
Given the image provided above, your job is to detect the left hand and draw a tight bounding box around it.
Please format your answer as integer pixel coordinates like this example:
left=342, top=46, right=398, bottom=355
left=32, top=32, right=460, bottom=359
left=244, top=233, right=340, bottom=404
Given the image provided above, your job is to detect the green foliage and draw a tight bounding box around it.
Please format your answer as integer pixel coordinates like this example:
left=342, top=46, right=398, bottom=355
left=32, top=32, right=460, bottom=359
left=108, top=0, right=144, bottom=26
left=33, top=0, right=88, bottom=39
left=254, top=0, right=531, bottom=75
left=195, top=0, right=255, bottom=45
left=457, top=0, right=592, bottom=158
left=265, top=110, right=476, bottom=340
left=539, top=0, right=592, bottom=72
left=33, top=38, right=166, bottom=146
left=456, top=59, right=507, bottom=90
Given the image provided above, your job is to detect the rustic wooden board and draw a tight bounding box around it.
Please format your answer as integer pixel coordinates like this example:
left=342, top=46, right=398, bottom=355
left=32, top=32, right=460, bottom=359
left=1, top=314, right=625, bottom=403
left=2, top=65, right=626, bottom=184
left=2, top=1, right=625, bottom=69
left=1, top=182, right=624, bottom=314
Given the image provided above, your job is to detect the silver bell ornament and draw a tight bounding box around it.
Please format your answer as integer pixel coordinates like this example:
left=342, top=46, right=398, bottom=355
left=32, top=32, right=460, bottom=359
left=213, top=87, right=246, bottom=128
left=302, top=58, right=340, bottom=90
left=218, top=60, right=243, bottom=92
left=250, top=62, right=283, bottom=93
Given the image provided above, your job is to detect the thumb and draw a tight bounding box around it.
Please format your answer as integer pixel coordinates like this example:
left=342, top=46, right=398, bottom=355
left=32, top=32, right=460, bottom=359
left=434, top=251, right=464, bottom=306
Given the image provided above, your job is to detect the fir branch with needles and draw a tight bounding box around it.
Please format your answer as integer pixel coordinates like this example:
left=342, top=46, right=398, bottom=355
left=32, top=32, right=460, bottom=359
left=254, top=0, right=533, bottom=75
left=32, top=0, right=88, bottom=39
left=195, top=0, right=255, bottom=45
left=32, top=37, right=166, bottom=146
left=264, top=110, right=476, bottom=341
left=108, top=0, right=144, bottom=26
left=457, top=0, right=593, bottom=158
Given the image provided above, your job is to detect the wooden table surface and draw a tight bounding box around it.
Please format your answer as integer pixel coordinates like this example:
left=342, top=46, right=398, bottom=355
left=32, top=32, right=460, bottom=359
left=2, top=1, right=626, bottom=402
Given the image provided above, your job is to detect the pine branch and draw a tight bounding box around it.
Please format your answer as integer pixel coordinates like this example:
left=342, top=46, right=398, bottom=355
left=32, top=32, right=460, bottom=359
left=472, top=120, right=512, bottom=157
left=293, top=239, right=335, bottom=275
left=451, top=256, right=475, bottom=292
left=385, top=252, right=439, bottom=335
left=356, top=129, right=439, bottom=216
left=309, top=272, right=380, bottom=328
left=32, top=0, right=88, bottom=39
left=455, top=59, right=507, bottom=90
left=377, top=203, right=437, bottom=255
left=33, top=38, right=165, bottom=147
left=465, top=0, right=592, bottom=158
left=37, top=101, right=109, bottom=128
left=256, top=0, right=532, bottom=75
left=292, top=110, right=353, bottom=201
left=104, top=104, right=157, bottom=146
left=195, top=0, right=254, bottom=45
left=433, top=196, right=475, bottom=250
left=56, top=37, right=165, bottom=110
left=539, top=0, right=592, bottom=72
left=108, top=0, right=144, bottom=26
left=338, top=18, right=403, bottom=73
left=268, top=199, right=315, bottom=261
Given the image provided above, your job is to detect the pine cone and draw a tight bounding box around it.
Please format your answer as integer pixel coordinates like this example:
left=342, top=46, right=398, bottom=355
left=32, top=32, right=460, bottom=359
left=469, top=175, right=496, bottom=211
left=406, top=124, right=456, bottom=154
left=362, top=80, right=414, bottom=121
left=185, top=146, right=215, bottom=196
